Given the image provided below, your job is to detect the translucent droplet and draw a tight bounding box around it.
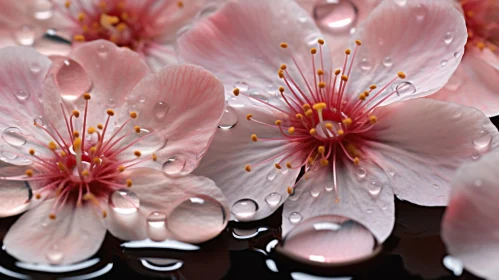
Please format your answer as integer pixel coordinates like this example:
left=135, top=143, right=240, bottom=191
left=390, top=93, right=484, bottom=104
left=441, top=59, right=448, bottom=66
left=265, top=192, right=282, bottom=207
left=393, top=0, right=407, bottom=6
left=368, top=181, right=382, bottom=197
left=233, top=81, right=249, bottom=92
left=218, top=106, right=238, bottom=129
left=395, top=82, right=416, bottom=96
left=433, top=184, right=439, bottom=189
left=454, top=51, right=462, bottom=59
left=14, top=25, right=35, bottom=46
left=325, top=182, right=334, bottom=192
left=473, top=130, right=492, bottom=149
left=1, top=148, right=17, bottom=160
left=297, top=13, right=308, bottom=23
left=32, top=0, right=54, bottom=20
left=313, top=0, right=357, bottom=33
left=310, top=188, right=321, bottom=198
left=168, top=195, right=227, bottom=243
left=266, top=170, right=277, bottom=181
left=0, top=180, right=32, bottom=217
left=452, top=112, right=463, bottom=120
left=107, top=98, right=116, bottom=107
left=56, top=58, right=92, bottom=101
left=366, top=209, right=373, bottom=214
left=360, top=58, right=372, bottom=71
left=356, top=167, right=366, bottom=179
left=109, top=189, right=140, bottom=214
left=46, top=244, right=64, bottom=265
left=30, top=62, right=41, bottom=74
left=33, top=116, right=44, bottom=127
left=138, top=94, right=147, bottom=103
left=387, top=169, right=396, bottom=177
left=2, top=127, right=26, bottom=147
left=473, top=180, right=483, bottom=187
left=15, top=89, right=30, bottom=101
left=147, top=211, right=168, bottom=242
left=413, top=4, right=426, bottom=21
left=162, top=156, right=186, bottom=175
left=472, top=152, right=480, bottom=161
left=382, top=56, right=393, bottom=67
left=228, top=97, right=245, bottom=108
left=97, top=43, right=110, bottom=57
left=444, top=74, right=463, bottom=91
left=231, top=199, right=258, bottom=221
left=249, top=89, right=269, bottom=103
left=305, top=33, right=321, bottom=47
left=289, top=212, right=303, bottom=224
left=153, top=101, right=169, bottom=119
left=282, top=215, right=376, bottom=263
left=267, top=84, right=278, bottom=93
left=444, top=32, right=454, bottom=44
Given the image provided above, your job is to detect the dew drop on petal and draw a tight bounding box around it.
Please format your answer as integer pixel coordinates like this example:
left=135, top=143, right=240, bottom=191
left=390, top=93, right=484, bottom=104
left=395, top=82, right=416, bottom=96
left=162, top=156, right=186, bottom=175
left=265, top=192, right=282, bottom=207
left=473, top=180, right=483, bottom=187
left=454, top=51, right=462, bottom=59
left=366, top=209, right=373, bottom=214
left=266, top=170, right=277, bottom=181
left=413, top=4, right=426, bottom=21
left=46, top=244, right=64, bottom=265
left=33, top=116, right=44, bottom=127
left=147, top=211, right=168, bottom=242
left=2, top=127, right=26, bottom=147
left=0, top=181, right=32, bottom=217
left=196, top=3, right=218, bottom=19
left=228, top=97, right=245, bottom=108
left=167, top=195, right=227, bottom=243
left=452, top=112, right=463, bottom=120
left=444, top=32, right=454, bottom=44
left=310, top=187, right=321, bottom=198
left=15, top=89, right=30, bottom=101
left=382, top=56, right=393, bottom=67
left=313, top=0, right=357, bottom=33
left=393, top=0, right=407, bottom=6
left=218, top=106, right=238, bottom=129
left=360, top=58, right=372, bottom=71
left=249, top=89, right=269, bottom=103
left=32, top=0, right=54, bottom=20
left=97, top=43, right=110, bottom=58
left=289, top=212, right=303, bottom=224
left=57, top=58, right=92, bottom=101
left=30, top=62, right=41, bottom=74
left=138, top=94, right=147, bottom=103
left=368, top=181, right=382, bottom=197
left=153, top=101, right=169, bottom=119
left=441, top=59, right=448, bottom=66
left=472, top=152, right=480, bottom=161
left=356, top=167, right=366, bottom=179
left=107, top=98, right=116, bottom=108
left=109, top=189, right=140, bottom=214
left=231, top=198, right=258, bottom=221
left=473, top=130, right=492, bottom=149
left=233, top=81, right=249, bottom=92
left=433, top=184, right=439, bottom=189
left=14, top=25, right=35, bottom=46
left=325, top=182, right=334, bottom=192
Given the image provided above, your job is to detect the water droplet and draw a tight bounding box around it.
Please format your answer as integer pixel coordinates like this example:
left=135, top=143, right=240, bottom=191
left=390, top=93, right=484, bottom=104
left=30, top=62, right=41, bottom=74
left=395, top=82, right=416, bottom=96
left=0, top=180, right=32, bottom=217
left=46, top=244, right=64, bottom=265
left=1, top=147, right=17, bottom=160
left=97, top=43, right=110, bottom=57
left=231, top=199, right=258, bottom=221
left=471, top=152, right=480, bottom=161
left=473, top=179, right=483, bottom=187
left=138, top=94, right=147, bottom=103
left=366, top=209, right=373, bottom=214
left=360, top=58, right=372, bottom=71
left=282, top=215, right=376, bottom=263
left=218, top=106, right=238, bottom=129
left=368, top=181, right=382, bottom=197
left=313, top=0, right=357, bottom=33
left=473, top=130, right=492, bottom=149
left=289, top=212, right=303, bottom=224
left=382, top=56, right=393, bottom=67
left=162, top=156, right=186, bottom=175
left=413, top=4, right=426, bottom=21
left=249, top=89, right=269, bottom=103
left=393, top=0, right=407, bottom=6
left=378, top=38, right=384, bottom=46
left=33, top=116, right=44, bottom=127
left=15, top=89, right=30, bottom=101
left=356, top=167, right=366, bottom=179
left=310, top=187, right=321, bottom=198
left=153, top=101, right=169, bottom=119
left=233, top=81, right=249, bottom=92
left=444, top=74, right=463, bottom=91
left=14, top=25, right=35, bottom=46
left=107, top=98, right=116, bottom=107
left=452, top=112, right=463, bottom=120
left=32, top=0, right=53, bottom=20
left=349, top=27, right=356, bottom=35
left=266, top=170, right=277, bottom=181
left=297, top=13, right=308, bottom=23
left=304, top=33, right=321, bottom=47
left=109, top=189, right=140, bottom=214
left=387, top=169, right=396, bottom=177
left=2, top=127, right=26, bottom=147
left=454, top=51, right=462, bottom=59
left=168, top=195, right=227, bottom=243
left=56, top=58, right=92, bottom=101
left=228, top=97, right=245, bottom=108
left=265, top=193, right=282, bottom=207
left=325, top=182, right=334, bottom=192
left=147, top=211, right=168, bottom=242
left=444, top=32, right=454, bottom=44
left=441, top=59, right=448, bottom=66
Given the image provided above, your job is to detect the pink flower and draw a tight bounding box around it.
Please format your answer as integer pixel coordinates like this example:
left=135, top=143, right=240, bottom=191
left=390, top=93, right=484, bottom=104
left=0, top=40, right=228, bottom=264
left=176, top=0, right=497, bottom=242
left=0, top=0, right=218, bottom=70
left=442, top=150, right=499, bottom=280
left=430, top=0, right=499, bottom=116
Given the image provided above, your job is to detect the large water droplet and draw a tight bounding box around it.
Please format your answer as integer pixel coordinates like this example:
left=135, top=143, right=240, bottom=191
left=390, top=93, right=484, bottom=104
left=168, top=195, right=227, bottom=243
left=444, top=32, right=454, bottom=45
left=46, top=244, right=64, bottom=265
left=395, top=82, right=416, bottom=96
left=266, top=170, right=277, bottom=181
left=218, top=106, right=238, bottom=129
left=382, top=56, right=393, bottom=67
left=233, top=81, right=249, bottom=92
left=14, top=25, right=35, bottom=46
left=231, top=199, right=258, bottom=221
left=249, top=89, right=269, bottom=103
left=154, top=101, right=169, bottom=119
left=313, top=0, right=357, bottom=33
left=147, top=211, right=168, bottom=242
left=55, top=58, right=92, bottom=101
left=2, top=127, right=26, bottom=147
left=310, top=187, right=321, bottom=198
left=0, top=180, right=32, bottom=217
left=15, top=89, right=30, bottom=101
left=473, top=130, right=492, bottom=149
left=265, top=192, right=282, bottom=207
left=32, top=0, right=54, bottom=20
left=162, top=156, right=187, bottom=175
left=360, top=58, right=372, bottom=71
left=289, top=212, right=303, bottom=224
left=109, top=189, right=140, bottom=214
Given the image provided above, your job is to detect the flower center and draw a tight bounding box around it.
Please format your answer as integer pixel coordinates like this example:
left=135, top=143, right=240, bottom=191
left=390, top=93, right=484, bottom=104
left=461, top=0, right=499, bottom=52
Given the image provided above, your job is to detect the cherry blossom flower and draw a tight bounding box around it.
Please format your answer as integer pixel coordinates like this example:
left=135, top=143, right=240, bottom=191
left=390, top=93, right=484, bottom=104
left=0, top=0, right=218, bottom=70
left=176, top=0, right=499, bottom=242
left=430, top=0, right=499, bottom=116
left=442, top=150, right=499, bottom=280
left=0, top=40, right=227, bottom=264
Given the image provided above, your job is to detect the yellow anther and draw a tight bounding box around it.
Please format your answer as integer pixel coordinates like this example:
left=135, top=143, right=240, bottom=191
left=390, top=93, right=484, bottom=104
left=93, top=157, right=100, bottom=164
left=317, top=39, right=325, bottom=45
left=364, top=90, right=370, bottom=97
left=121, top=12, right=129, bottom=20
left=97, top=124, right=103, bottom=130
left=341, top=75, right=348, bottom=81
left=312, top=102, right=327, bottom=111
left=83, top=93, right=91, bottom=100
left=90, top=146, right=97, bottom=153
left=353, top=157, right=360, bottom=165
left=334, top=69, right=341, bottom=75
left=296, top=113, right=303, bottom=120
left=318, top=82, right=326, bottom=89
left=25, top=169, right=33, bottom=177
left=275, top=120, right=282, bottom=126
left=320, top=159, right=329, bottom=166
left=73, top=137, right=81, bottom=150
left=72, top=110, right=80, bottom=117
left=280, top=42, right=288, bottom=48
left=477, top=42, right=485, bottom=51
left=397, top=72, right=406, bottom=79
left=305, top=109, right=313, bottom=117
left=287, top=186, right=293, bottom=195
left=233, top=88, right=240, bottom=96
left=318, top=146, right=325, bottom=154
left=370, top=84, right=377, bottom=90
left=310, top=48, right=317, bottom=54
left=81, top=169, right=89, bottom=176
left=134, top=126, right=141, bottom=133
left=307, top=157, right=314, bottom=164
left=280, top=64, right=287, bottom=70
left=303, top=104, right=311, bottom=111
left=369, top=115, right=377, bottom=124
left=60, top=151, right=67, bottom=157
left=275, top=163, right=282, bottom=169
left=278, top=69, right=284, bottom=78
left=246, top=114, right=253, bottom=121
left=48, top=141, right=57, bottom=150
left=342, top=118, right=352, bottom=126
left=73, top=131, right=80, bottom=138
left=126, top=179, right=132, bottom=187
left=325, top=123, right=333, bottom=130
left=317, top=69, right=324, bottom=75
left=134, top=150, right=141, bottom=157
left=35, top=193, right=41, bottom=199
left=177, top=1, right=184, bottom=8
left=467, top=30, right=474, bottom=38
left=245, top=164, right=252, bottom=172
left=129, top=112, right=138, bottom=119
left=29, top=149, right=35, bottom=155
left=309, top=128, right=316, bottom=135
left=73, top=34, right=85, bottom=41
left=279, top=86, right=285, bottom=93
left=355, top=40, right=362, bottom=46
left=102, top=210, right=107, bottom=218
left=251, top=134, right=258, bottom=142
left=345, top=49, right=351, bottom=55
left=87, top=127, right=96, bottom=134
left=288, top=127, right=295, bottom=135
left=337, top=130, right=344, bottom=136
left=57, top=161, right=66, bottom=171
left=78, top=12, right=86, bottom=22
left=64, top=1, right=71, bottom=8
left=106, top=109, right=115, bottom=116
left=359, top=93, right=366, bottom=101
left=83, top=192, right=100, bottom=206
left=100, top=13, right=120, bottom=27
left=466, top=10, right=474, bottom=17
left=116, top=22, right=127, bottom=32
left=49, top=214, right=56, bottom=220
left=286, top=162, right=292, bottom=168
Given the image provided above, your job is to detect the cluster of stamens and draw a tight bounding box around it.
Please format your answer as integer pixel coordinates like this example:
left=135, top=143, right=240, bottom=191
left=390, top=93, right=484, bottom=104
left=462, top=0, right=498, bottom=52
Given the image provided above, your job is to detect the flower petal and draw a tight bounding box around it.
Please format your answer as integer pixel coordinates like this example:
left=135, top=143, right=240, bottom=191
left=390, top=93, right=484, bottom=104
left=3, top=199, right=106, bottom=265
left=363, top=98, right=499, bottom=206
left=121, top=64, right=225, bottom=174
left=345, top=0, right=467, bottom=105
left=442, top=151, right=499, bottom=280
left=282, top=159, right=395, bottom=242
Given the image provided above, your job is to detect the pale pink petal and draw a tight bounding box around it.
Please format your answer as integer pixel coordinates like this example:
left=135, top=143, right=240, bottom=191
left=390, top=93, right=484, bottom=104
left=282, top=160, right=394, bottom=242
left=0, top=165, right=34, bottom=217
left=362, top=98, right=499, bottom=206
left=177, top=0, right=331, bottom=103
left=430, top=47, right=499, bottom=117
left=106, top=167, right=228, bottom=243
left=442, top=151, right=499, bottom=280
left=120, top=64, right=225, bottom=174
left=345, top=0, right=467, bottom=105
left=194, top=101, right=301, bottom=221
left=3, top=199, right=106, bottom=265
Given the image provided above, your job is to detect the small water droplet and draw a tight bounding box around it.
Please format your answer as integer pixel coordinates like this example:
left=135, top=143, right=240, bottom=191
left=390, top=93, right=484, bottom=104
left=2, top=127, right=26, bottom=147
left=378, top=38, right=384, bottom=46
left=360, top=58, right=372, bottom=71
left=15, top=89, right=30, bottom=101
left=97, top=44, right=110, bottom=57
left=107, top=98, right=116, bottom=107
left=162, top=156, right=187, bottom=175
left=265, top=192, right=282, bottom=207
left=32, top=0, right=53, bottom=20
left=444, top=32, right=454, bottom=45
left=454, top=51, right=462, bottom=59
left=266, top=170, right=277, bottom=181
left=413, top=4, right=426, bottom=21
left=233, top=81, right=249, bottom=92
left=153, top=101, right=169, bottom=119
left=289, top=212, right=303, bottom=224
left=396, top=82, right=416, bottom=96
left=310, top=187, right=321, bottom=198
left=444, top=75, right=463, bottom=91
left=33, top=116, right=44, bottom=127
left=267, top=84, right=278, bottom=93
left=349, top=27, right=356, bottom=35
left=441, top=59, right=448, bottom=66
left=232, top=199, right=258, bottom=221
left=433, top=184, right=439, bottom=189
left=228, top=97, right=245, bottom=108
left=473, top=130, right=492, bottom=149
left=366, top=209, right=373, bottom=214
left=46, top=244, right=64, bottom=265
left=382, top=56, right=393, bottom=67
left=356, top=167, right=366, bottom=179
left=313, top=0, right=357, bottom=34
left=1, top=147, right=17, bottom=160
left=297, top=13, right=308, bottom=23
left=452, top=112, right=463, bottom=120
left=109, top=189, right=140, bottom=214
left=368, top=181, right=382, bottom=197
left=138, top=95, right=147, bottom=103
left=14, top=25, right=35, bottom=46
left=325, top=182, right=334, bottom=192
left=471, top=152, right=480, bottom=161
left=249, top=89, right=269, bottom=103
left=304, top=33, right=321, bottom=47
left=30, top=62, right=41, bottom=74
left=387, top=169, right=396, bottom=177
left=473, top=179, right=483, bottom=187
left=218, top=106, right=238, bottom=129
left=147, top=211, right=168, bottom=242
left=393, top=0, right=407, bottom=6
